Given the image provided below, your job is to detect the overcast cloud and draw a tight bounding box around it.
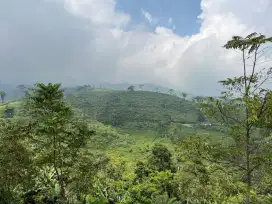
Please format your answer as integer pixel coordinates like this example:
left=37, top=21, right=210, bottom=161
left=0, top=0, right=272, bottom=95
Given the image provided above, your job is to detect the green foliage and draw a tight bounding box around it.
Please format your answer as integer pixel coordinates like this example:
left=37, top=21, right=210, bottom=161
left=69, top=151, right=110, bottom=202
left=22, top=83, right=100, bottom=202
left=197, top=112, right=206, bottom=123
left=223, top=32, right=272, bottom=53
left=0, top=91, right=6, bottom=103
left=168, top=89, right=174, bottom=95
left=153, top=193, right=179, bottom=204
left=128, top=85, right=135, bottom=91
left=128, top=171, right=177, bottom=204
left=134, top=161, right=151, bottom=183
left=202, top=33, right=272, bottom=203
left=128, top=181, right=160, bottom=204
left=175, top=135, right=249, bottom=203
left=66, top=89, right=199, bottom=129
left=89, top=160, right=130, bottom=203
left=0, top=119, right=36, bottom=203
left=181, top=92, right=188, bottom=99
left=148, top=144, right=175, bottom=172
left=4, top=107, right=14, bottom=118
left=0, top=101, right=21, bottom=118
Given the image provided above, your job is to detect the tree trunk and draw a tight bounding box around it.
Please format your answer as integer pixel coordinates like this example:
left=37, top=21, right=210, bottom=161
left=243, top=47, right=251, bottom=204
left=60, top=179, right=66, bottom=202
left=245, top=128, right=251, bottom=204
left=53, top=134, right=66, bottom=202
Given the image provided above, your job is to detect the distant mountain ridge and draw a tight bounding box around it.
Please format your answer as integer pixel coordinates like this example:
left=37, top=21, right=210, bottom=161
left=74, top=82, right=195, bottom=100
left=65, top=88, right=201, bottom=129
left=1, top=85, right=204, bottom=127
left=0, top=82, right=195, bottom=101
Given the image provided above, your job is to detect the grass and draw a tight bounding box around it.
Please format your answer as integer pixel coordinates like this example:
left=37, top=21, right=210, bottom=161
left=106, top=130, right=174, bottom=177
left=108, top=130, right=172, bottom=161
left=105, top=125, right=229, bottom=173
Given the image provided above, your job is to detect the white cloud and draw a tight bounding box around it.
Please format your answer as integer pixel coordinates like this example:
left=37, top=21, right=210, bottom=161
left=1, top=0, right=272, bottom=95
left=64, top=0, right=130, bottom=27
left=141, top=8, right=159, bottom=25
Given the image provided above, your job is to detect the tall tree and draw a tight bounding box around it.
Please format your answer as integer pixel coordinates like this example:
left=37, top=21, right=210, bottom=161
left=148, top=143, right=175, bottom=172
left=16, top=84, right=27, bottom=94
left=193, top=96, right=202, bottom=103
left=127, top=85, right=135, bottom=91
left=202, top=33, right=272, bottom=203
left=0, top=119, right=36, bottom=203
left=16, top=84, right=29, bottom=99
left=25, top=83, right=95, bottom=201
left=181, top=92, right=187, bottom=100
left=0, top=91, right=6, bottom=103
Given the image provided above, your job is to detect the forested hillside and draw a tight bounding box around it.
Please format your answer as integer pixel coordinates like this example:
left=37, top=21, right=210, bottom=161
left=66, top=88, right=201, bottom=129
left=1, top=33, right=272, bottom=204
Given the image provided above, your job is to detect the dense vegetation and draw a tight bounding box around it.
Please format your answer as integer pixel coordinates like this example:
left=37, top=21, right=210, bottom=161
left=0, top=33, right=272, bottom=204
left=66, top=89, right=201, bottom=129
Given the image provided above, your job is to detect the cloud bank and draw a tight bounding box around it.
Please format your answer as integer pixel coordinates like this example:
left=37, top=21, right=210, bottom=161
left=0, top=0, right=272, bottom=95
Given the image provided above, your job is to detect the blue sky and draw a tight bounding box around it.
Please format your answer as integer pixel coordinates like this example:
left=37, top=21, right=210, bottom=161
left=116, top=0, right=201, bottom=36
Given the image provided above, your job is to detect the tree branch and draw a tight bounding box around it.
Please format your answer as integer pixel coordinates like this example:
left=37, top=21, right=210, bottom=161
left=196, top=149, right=247, bottom=171
left=248, top=163, right=262, bottom=174
left=248, top=45, right=259, bottom=89
left=252, top=75, right=271, bottom=93
left=216, top=102, right=243, bottom=125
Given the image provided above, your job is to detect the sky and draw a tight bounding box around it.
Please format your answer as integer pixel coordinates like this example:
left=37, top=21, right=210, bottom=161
left=0, top=0, right=272, bottom=95
left=115, top=0, right=201, bottom=35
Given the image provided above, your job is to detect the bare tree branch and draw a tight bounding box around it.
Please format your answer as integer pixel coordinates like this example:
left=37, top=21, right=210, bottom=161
left=248, top=46, right=259, bottom=89
left=217, top=102, right=243, bottom=125
left=252, top=75, right=271, bottom=94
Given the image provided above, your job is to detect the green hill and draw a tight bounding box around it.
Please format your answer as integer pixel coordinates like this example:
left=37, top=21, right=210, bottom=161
left=65, top=88, right=201, bottom=129
left=0, top=88, right=227, bottom=168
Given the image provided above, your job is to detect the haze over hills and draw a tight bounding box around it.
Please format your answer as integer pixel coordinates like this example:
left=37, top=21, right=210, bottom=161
left=0, top=82, right=198, bottom=101
left=0, top=85, right=202, bottom=124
